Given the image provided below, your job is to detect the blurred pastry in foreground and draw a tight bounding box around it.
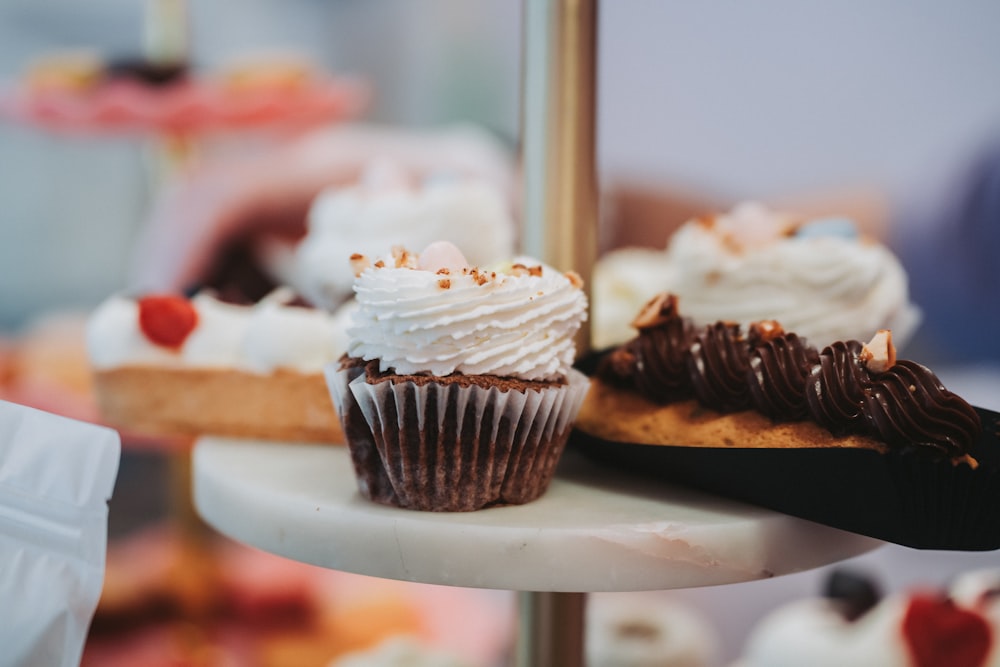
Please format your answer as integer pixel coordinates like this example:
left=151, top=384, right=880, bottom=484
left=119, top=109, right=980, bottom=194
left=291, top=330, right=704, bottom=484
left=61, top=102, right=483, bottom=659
left=734, top=568, right=1000, bottom=667
left=587, top=594, right=718, bottom=667
left=328, top=637, right=473, bottom=667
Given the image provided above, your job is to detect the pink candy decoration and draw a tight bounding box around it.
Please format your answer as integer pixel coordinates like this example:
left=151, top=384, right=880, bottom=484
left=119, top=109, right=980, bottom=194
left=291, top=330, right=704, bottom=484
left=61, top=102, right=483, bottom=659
left=418, top=241, right=470, bottom=273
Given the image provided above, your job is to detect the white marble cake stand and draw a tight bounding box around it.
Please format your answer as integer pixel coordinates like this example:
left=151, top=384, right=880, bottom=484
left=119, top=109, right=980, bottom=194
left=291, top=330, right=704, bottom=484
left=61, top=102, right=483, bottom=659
left=194, top=437, right=882, bottom=664
left=193, top=439, right=880, bottom=591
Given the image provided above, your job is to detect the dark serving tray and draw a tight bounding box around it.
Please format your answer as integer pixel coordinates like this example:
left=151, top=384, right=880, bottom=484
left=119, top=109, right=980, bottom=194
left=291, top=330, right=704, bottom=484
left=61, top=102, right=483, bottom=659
left=571, top=355, right=1000, bottom=551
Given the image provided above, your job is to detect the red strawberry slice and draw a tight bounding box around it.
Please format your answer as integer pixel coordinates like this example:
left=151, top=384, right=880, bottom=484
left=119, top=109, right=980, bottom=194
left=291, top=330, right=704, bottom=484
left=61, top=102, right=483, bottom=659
left=138, top=295, right=198, bottom=348
left=902, top=593, right=992, bottom=667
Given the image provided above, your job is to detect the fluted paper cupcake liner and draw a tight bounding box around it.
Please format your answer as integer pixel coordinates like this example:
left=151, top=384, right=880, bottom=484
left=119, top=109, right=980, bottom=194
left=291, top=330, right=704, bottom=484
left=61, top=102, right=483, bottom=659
left=326, top=363, right=399, bottom=506
left=327, top=365, right=589, bottom=511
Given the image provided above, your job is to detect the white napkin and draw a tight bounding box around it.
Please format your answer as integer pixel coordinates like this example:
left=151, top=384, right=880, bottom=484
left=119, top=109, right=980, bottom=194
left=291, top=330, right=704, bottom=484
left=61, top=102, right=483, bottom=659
left=0, top=400, right=120, bottom=667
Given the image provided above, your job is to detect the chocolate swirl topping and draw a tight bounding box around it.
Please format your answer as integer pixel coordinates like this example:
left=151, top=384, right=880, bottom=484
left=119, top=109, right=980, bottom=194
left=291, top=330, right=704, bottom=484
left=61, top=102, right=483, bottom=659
left=863, top=360, right=982, bottom=457
left=599, top=294, right=697, bottom=402
left=599, top=292, right=982, bottom=457
left=688, top=321, right=751, bottom=412
left=747, top=324, right=820, bottom=421
left=806, top=340, right=871, bottom=436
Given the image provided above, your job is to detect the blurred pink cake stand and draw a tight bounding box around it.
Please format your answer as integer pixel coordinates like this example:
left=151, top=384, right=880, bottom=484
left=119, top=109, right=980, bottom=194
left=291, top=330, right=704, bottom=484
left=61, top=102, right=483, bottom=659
left=0, top=75, right=369, bottom=136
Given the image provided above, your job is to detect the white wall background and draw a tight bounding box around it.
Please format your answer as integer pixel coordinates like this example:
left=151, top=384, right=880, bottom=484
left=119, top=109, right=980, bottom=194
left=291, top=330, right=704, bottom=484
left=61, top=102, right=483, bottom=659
left=2, top=0, right=999, bottom=326
left=599, top=1, right=1000, bottom=201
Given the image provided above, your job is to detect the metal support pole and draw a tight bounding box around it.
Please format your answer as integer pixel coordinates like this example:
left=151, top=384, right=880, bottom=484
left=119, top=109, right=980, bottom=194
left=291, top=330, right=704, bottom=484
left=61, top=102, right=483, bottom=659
left=517, top=1, right=598, bottom=665
left=516, top=591, right=587, bottom=667
left=521, top=0, right=599, bottom=352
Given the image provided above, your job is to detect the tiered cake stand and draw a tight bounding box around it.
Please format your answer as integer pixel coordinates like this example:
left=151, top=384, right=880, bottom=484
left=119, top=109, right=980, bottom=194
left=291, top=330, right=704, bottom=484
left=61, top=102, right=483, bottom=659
left=193, top=2, right=883, bottom=665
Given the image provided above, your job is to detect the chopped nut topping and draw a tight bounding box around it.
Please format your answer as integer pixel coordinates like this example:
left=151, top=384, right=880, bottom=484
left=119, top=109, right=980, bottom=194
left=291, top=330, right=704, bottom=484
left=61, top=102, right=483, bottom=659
left=349, top=253, right=371, bottom=277
left=436, top=268, right=451, bottom=275
left=510, top=263, right=544, bottom=278
left=861, top=329, right=896, bottom=373
left=749, top=320, right=785, bottom=344
left=374, top=260, right=385, bottom=269
left=472, top=270, right=489, bottom=286
left=565, top=270, right=583, bottom=289
left=631, top=293, right=679, bottom=330
left=437, top=278, right=451, bottom=289
left=391, top=245, right=417, bottom=269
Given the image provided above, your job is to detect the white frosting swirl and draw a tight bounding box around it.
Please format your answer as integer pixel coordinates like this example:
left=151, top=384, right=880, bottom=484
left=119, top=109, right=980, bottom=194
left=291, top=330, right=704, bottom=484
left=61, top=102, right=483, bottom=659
left=347, top=255, right=587, bottom=382
left=593, top=202, right=920, bottom=350
left=295, top=164, right=516, bottom=309
left=86, top=289, right=350, bottom=374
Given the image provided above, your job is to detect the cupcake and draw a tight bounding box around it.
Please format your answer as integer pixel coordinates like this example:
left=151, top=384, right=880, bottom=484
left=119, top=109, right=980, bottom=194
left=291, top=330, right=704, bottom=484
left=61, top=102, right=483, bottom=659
left=326, top=241, right=589, bottom=511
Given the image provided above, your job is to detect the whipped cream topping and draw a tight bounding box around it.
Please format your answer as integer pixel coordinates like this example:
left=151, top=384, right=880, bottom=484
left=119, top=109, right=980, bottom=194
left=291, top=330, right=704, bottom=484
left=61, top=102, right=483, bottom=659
left=593, top=202, right=920, bottom=350
left=86, top=289, right=350, bottom=374
left=295, top=162, right=516, bottom=309
left=346, top=248, right=588, bottom=382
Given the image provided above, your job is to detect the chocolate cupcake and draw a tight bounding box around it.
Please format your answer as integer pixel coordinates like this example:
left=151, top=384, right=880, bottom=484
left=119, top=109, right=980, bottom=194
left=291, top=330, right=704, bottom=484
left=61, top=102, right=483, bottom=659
left=326, top=242, right=589, bottom=511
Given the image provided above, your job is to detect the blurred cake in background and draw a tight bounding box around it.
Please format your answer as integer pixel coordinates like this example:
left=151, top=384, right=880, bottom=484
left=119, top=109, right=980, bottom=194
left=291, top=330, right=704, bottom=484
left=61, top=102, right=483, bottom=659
left=21, top=50, right=109, bottom=93
left=328, top=637, right=474, bottom=667
left=4, top=49, right=366, bottom=134
left=220, top=52, right=317, bottom=95
left=593, top=202, right=920, bottom=350
left=587, top=593, right=719, bottom=667
left=0, top=311, right=97, bottom=423
left=294, top=161, right=517, bottom=310
left=86, top=288, right=350, bottom=442
left=83, top=526, right=514, bottom=667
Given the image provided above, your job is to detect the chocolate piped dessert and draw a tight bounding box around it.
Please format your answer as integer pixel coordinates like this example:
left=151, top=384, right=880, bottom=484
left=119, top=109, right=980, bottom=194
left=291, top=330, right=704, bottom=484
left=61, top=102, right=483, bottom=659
left=591, top=292, right=982, bottom=462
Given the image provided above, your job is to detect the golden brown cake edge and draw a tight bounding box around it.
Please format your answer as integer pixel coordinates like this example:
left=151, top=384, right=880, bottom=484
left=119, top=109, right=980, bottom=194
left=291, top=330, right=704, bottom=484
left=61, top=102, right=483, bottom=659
left=576, top=376, right=888, bottom=452
left=93, top=366, right=343, bottom=443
